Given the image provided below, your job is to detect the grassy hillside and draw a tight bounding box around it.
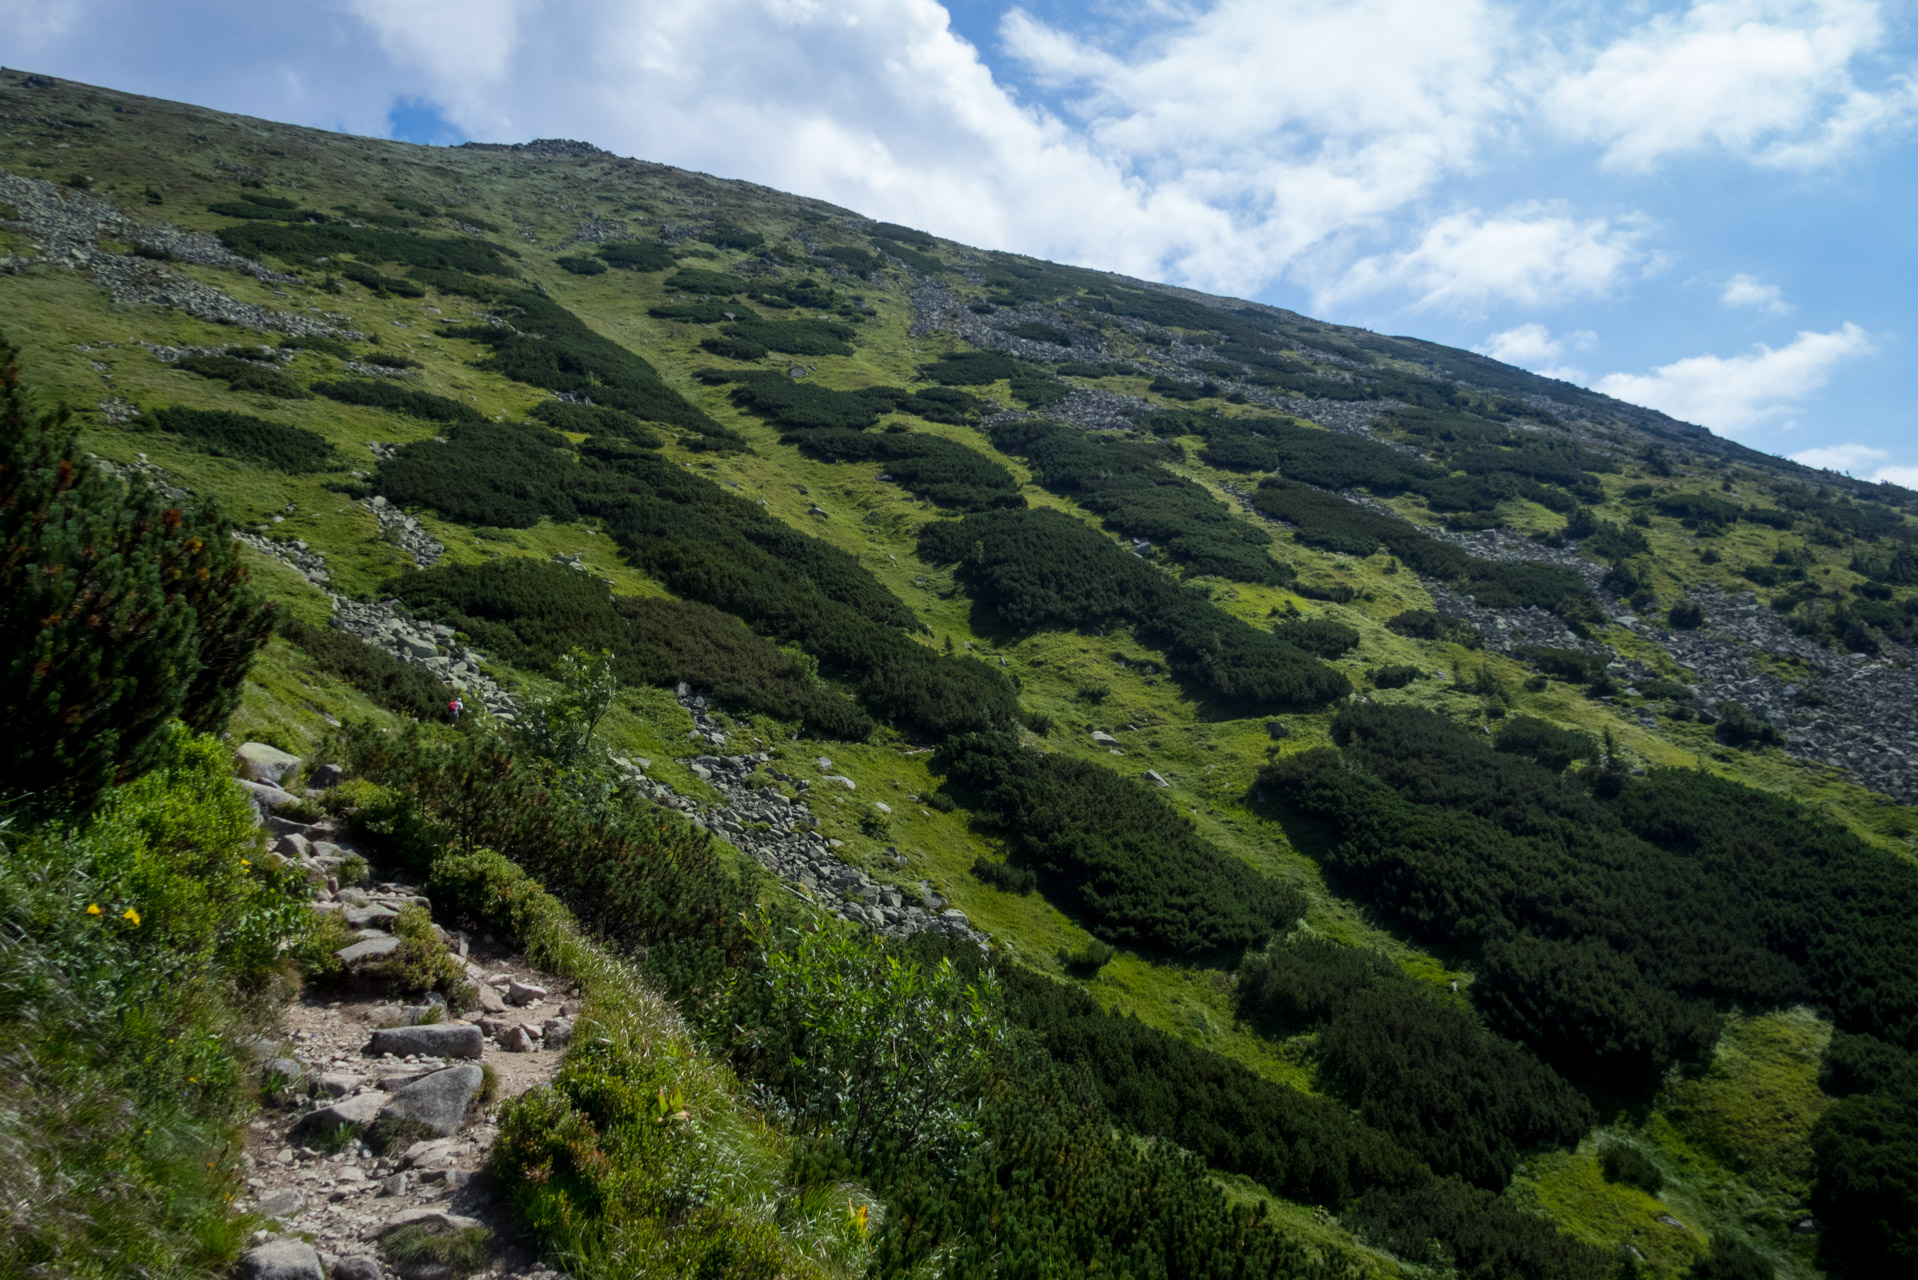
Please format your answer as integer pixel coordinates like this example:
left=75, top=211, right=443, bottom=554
left=5, top=67, right=1918, bottom=1279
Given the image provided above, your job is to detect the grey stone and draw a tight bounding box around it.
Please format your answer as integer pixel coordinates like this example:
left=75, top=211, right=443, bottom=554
left=1144, top=770, right=1171, bottom=787
left=470, top=982, right=507, bottom=1014
left=237, top=742, right=302, bottom=785
left=254, top=1188, right=308, bottom=1220
left=237, top=1238, right=324, bottom=1280
left=380, top=1172, right=408, bottom=1197
left=821, top=774, right=856, bottom=791
left=336, top=935, right=400, bottom=966
left=332, top=1256, right=383, bottom=1280
left=504, top=980, right=548, bottom=1007
left=262, top=1056, right=304, bottom=1085
left=402, top=1138, right=460, bottom=1170
left=541, top=1016, right=575, bottom=1048
left=237, top=779, right=301, bottom=812
left=377, top=1065, right=483, bottom=1138
left=343, top=904, right=399, bottom=929
left=366, top=1024, right=485, bottom=1060
left=291, top=1091, right=390, bottom=1140
left=272, top=832, right=311, bottom=859
left=314, top=1071, right=361, bottom=1098
left=498, top=1024, right=536, bottom=1053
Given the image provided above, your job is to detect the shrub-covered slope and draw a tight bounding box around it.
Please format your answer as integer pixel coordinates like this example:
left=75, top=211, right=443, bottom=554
left=5, top=66, right=1918, bottom=1280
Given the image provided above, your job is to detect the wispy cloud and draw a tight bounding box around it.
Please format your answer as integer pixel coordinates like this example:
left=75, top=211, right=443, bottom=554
left=1721, top=272, right=1791, bottom=312
left=1595, top=322, right=1876, bottom=435
left=1329, top=203, right=1657, bottom=312
left=1475, top=322, right=1597, bottom=382
left=1544, top=0, right=1918, bottom=171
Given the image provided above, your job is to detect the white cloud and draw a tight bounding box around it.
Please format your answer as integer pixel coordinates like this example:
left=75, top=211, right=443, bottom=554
left=999, top=0, right=1514, bottom=286
left=1546, top=0, right=1918, bottom=170
left=1594, top=322, right=1875, bottom=435
left=1790, top=441, right=1886, bottom=470
left=1329, top=202, right=1657, bottom=311
left=1788, top=443, right=1918, bottom=487
left=267, top=0, right=1540, bottom=300
left=342, top=0, right=523, bottom=86
left=1475, top=322, right=1597, bottom=382
left=1721, top=273, right=1791, bottom=312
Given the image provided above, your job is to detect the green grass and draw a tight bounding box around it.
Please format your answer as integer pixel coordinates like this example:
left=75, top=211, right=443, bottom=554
left=11, top=77, right=1918, bottom=1274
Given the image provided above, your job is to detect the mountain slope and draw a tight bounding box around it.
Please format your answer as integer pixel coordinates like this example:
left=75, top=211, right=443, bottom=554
left=4, top=68, right=1917, bottom=1280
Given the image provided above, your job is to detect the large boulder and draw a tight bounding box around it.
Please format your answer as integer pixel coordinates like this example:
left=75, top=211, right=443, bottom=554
left=237, top=1239, right=324, bottom=1280
left=236, top=779, right=300, bottom=813
left=378, top=1064, right=483, bottom=1138
left=335, top=934, right=400, bottom=966
left=236, top=742, right=302, bottom=785
left=290, top=1090, right=390, bottom=1141
left=366, top=1024, right=485, bottom=1060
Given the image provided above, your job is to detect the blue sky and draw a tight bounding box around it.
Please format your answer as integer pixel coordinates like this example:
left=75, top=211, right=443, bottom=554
left=6, top=0, right=1914, bottom=482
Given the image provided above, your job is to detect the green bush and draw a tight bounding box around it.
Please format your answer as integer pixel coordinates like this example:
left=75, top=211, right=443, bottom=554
left=791, top=427, right=1020, bottom=511
left=1494, top=715, right=1598, bottom=772
left=1263, top=702, right=1918, bottom=1094
left=374, top=412, right=1016, bottom=737
left=1371, top=664, right=1422, bottom=689
left=146, top=404, right=339, bottom=472
left=1058, top=938, right=1114, bottom=974
left=971, top=855, right=1037, bottom=894
left=1713, top=701, right=1784, bottom=749
left=1600, top=1143, right=1663, bottom=1193
left=377, top=419, right=587, bottom=527
left=339, top=261, right=425, bottom=296
left=446, top=292, right=738, bottom=443
left=725, top=915, right=1002, bottom=1162
left=618, top=596, right=875, bottom=739
left=595, top=241, right=676, bottom=271
left=1688, top=1236, right=1776, bottom=1280
left=527, top=399, right=660, bottom=448
left=556, top=255, right=608, bottom=275
left=719, top=318, right=855, bottom=357
left=174, top=353, right=310, bottom=398
left=938, top=732, right=1303, bottom=956
left=2, top=343, right=274, bottom=817
left=281, top=616, right=450, bottom=719
left=990, top=418, right=1291, bottom=585
left=1238, top=935, right=1590, bottom=1189
left=314, top=378, right=486, bottom=425
left=217, top=220, right=516, bottom=275
left=332, top=721, right=758, bottom=997
left=1273, top=617, right=1360, bottom=657
left=664, top=267, right=750, bottom=295
left=921, top=507, right=1347, bottom=708
left=0, top=726, right=314, bottom=1276
left=918, top=350, right=1017, bottom=385
left=1343, top=1177, right=1612, bottom=1280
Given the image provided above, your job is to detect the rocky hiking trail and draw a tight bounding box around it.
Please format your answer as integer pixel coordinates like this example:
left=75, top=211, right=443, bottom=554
left=229, top=743, right=574, bottom=1280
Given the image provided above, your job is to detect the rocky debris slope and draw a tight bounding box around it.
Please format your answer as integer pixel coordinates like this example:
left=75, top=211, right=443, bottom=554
left=619, top=684, right=988, bottom=948
left=0, top=168, right=359, bottom=338
left=230, top=748, right=570, bottom=1280
left=225, top=491, right=988, bottom=949
left=1650, top=587, right=1918, bottom=802
left=1220, top=477, right=1918, bottom=800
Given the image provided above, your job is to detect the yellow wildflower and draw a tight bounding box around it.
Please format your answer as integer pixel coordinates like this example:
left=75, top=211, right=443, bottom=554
left=240, top=858, right=252, bottom=869
left=86, top=903, right=102, bottom=915
left=122, top=907, right=141, bottom=926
